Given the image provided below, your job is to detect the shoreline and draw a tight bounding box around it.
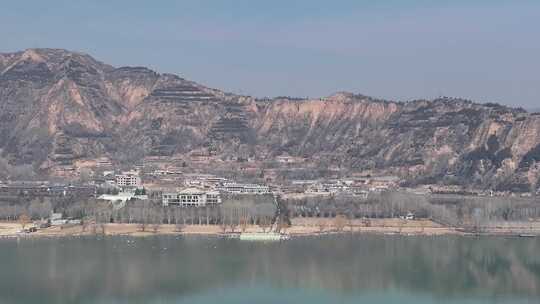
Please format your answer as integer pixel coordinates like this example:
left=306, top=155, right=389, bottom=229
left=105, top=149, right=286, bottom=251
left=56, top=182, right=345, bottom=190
left=2, top=218, right=539, bottom=239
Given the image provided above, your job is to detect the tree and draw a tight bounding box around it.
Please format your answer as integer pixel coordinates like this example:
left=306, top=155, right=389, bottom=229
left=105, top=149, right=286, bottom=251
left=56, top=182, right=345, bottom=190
left=137, top=220, right=147, bottom=232
left=175, top=222, right=185, bottom=233
left=18, top=213, right=31, bottom=230
left=151, top=208, right=162, bottom=233
left=397, top=218, right=406, bottom=234
left=347, top=216, right=355, bottom=233
left=240, top=215, right=249, bottom=232
left=317, top=219, right=327, bottom=234
left=258, top=216, right=271, bottom=233
left=220, top=220, right=228, bottom=233
left=175, top=208, right=185, bottom=232
left=471, top=208, right=484, bottom=234
left=229, top=218, right=238, bottom=233
left=333, top=215, right=347, bottom=232
left=98, top=223, right=106, bottom=235
left=82, top=217, right=92, bottom=232
left=79, top=168, right=93, bottom=184
left=277, top=218, right=290, bottom=233
left=152, top=222, right=160, bottom=233
left=28, top=198, right=41, bottom=219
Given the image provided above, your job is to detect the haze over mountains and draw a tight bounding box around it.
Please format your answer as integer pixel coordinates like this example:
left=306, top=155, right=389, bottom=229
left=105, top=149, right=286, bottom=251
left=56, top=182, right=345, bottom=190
left=1, top=48, right=540, bottom=191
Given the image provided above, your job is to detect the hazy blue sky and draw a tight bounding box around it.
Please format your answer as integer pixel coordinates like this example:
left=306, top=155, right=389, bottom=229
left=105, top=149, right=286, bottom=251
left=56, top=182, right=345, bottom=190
left=1, top=0, right=539, bottom=107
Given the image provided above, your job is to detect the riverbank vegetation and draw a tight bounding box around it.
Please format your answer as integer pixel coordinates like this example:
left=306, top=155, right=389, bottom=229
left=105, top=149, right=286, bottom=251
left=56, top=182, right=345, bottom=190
left=0, top=191, right=539, bottom=236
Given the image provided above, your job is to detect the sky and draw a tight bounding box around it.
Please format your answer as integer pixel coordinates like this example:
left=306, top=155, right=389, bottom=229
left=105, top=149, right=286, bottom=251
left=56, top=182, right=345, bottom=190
left=1, top=0, right=539, bottom=107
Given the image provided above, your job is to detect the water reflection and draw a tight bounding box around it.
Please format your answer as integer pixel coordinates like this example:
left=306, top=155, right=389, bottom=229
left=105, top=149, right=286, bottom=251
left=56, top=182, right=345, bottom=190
left=0, top=235, right=539, bottom=303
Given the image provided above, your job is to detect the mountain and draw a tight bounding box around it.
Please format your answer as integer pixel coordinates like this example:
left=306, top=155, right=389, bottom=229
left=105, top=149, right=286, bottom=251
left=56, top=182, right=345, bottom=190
left=1, top=48, right=540, bottom=191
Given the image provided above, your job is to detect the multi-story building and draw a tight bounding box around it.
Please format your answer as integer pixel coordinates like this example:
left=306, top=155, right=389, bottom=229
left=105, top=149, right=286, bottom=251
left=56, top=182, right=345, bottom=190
left=115, top=171, right=141, bottom=188
left=162, top=188, right=222, bottom=207
left=217, top=182, right=270, bottom=195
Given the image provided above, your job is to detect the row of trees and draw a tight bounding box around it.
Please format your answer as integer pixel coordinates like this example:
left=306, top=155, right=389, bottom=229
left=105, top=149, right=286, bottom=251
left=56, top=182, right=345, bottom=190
left=285, top=191, right=540, bottom=230
left=4, top=191, right=539, bottom=234
left=0, top=197, right=53, bottom=220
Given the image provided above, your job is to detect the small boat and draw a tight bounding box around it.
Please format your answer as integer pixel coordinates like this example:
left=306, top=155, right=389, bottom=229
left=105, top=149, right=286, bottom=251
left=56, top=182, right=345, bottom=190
left=519, top=234, right=536, bottom=238
left=239, top=232, right=289, bottom=241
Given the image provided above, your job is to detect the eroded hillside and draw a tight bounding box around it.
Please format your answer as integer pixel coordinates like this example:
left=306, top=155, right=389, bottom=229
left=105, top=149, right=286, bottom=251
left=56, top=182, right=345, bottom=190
left=1, top=48, right=539, bottom=191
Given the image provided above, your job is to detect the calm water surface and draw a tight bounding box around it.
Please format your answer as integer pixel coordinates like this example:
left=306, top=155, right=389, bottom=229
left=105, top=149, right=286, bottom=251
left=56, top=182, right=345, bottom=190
left=0, top=235, right=539, bottom=303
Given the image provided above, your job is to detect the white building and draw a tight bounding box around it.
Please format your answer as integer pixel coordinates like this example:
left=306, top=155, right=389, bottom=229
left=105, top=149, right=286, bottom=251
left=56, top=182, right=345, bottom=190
left=276, top=154, right=304, bottom=164
left=115, top=171, right=141, bottom=188
left=162, top=188, right=222, bottom=207
left=98, top=192, right=148, bottom=203
left=183, top=174, right=228, bottom=188
left=50, top=213, right=68, bottom=226
left=217, top=182, right=270, bottom=195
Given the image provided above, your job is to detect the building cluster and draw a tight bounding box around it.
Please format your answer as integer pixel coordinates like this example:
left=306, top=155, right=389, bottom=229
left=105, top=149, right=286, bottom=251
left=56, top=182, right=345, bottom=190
left=283, top=176, right=399, bottom=196
left=159, top=179, right=270, bottom=207
left=425, top=185, right=535, bottom=198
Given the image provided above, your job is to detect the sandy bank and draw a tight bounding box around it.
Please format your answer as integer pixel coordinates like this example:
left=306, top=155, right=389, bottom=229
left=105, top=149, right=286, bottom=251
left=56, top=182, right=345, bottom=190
left=2, top=218, right=539, bottom=239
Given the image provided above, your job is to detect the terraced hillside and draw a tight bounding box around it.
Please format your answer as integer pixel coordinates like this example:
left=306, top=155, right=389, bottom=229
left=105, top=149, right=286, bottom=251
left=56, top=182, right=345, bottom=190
left=1, top=48, right=539, bottom=191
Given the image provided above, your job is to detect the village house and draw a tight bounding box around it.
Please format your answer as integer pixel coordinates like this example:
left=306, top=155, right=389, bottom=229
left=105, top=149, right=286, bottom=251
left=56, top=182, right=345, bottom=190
left=162, top=188, right=222, bottom=207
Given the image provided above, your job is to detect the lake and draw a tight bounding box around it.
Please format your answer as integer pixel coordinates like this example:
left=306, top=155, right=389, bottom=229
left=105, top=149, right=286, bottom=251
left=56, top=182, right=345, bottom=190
left=0, top=235, right=539, bottom=303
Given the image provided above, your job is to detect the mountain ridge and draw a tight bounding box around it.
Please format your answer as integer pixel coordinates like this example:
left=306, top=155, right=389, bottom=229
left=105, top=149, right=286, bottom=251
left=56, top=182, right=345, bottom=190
left=1, top=48, right=539, bottom=191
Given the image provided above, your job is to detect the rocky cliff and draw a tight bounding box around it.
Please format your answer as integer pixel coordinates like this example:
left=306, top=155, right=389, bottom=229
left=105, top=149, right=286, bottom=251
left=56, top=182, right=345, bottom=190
left=1, top=48, right=539, bottom=191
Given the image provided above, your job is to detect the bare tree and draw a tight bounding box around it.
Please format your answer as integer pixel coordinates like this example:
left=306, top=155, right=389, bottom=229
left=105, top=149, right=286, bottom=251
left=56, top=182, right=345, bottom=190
left=317, top=219, right=327, bottom=234
left=28, top=199, right=42, bottom=220
left=229, top=217, right=238, bottom=233
left=152, top=222, right=160, bottom=233
left=137, top=221, right=147, bottom=232
left=81, top=217, right=92, bottom=232
left=18, top=213, right=31, bottom=230
left=78, top=168, right=93, bottom=184
left=333, top=214, right=347, bottom=232
left=240, top=215, right=249, bottom=232
left=276, top=217, right=290, bottom=233
left=420, top=220, right=426, bottom=233
left=220, top=220, right=228, bottom=233
left=98, top=223, right=106, bottom=235
left=151, top=208, right=162, bottom=233
left=347, top=215, right=355, bottom=232
left=398, top=218, right=406, bottom=234
left=174, top=208, right=185, bottom=232
left=258, top=216, right=271, bottom=233
left=362, top=219, right=371, bottom=227
left=175, top=222, right=185, bottom=233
